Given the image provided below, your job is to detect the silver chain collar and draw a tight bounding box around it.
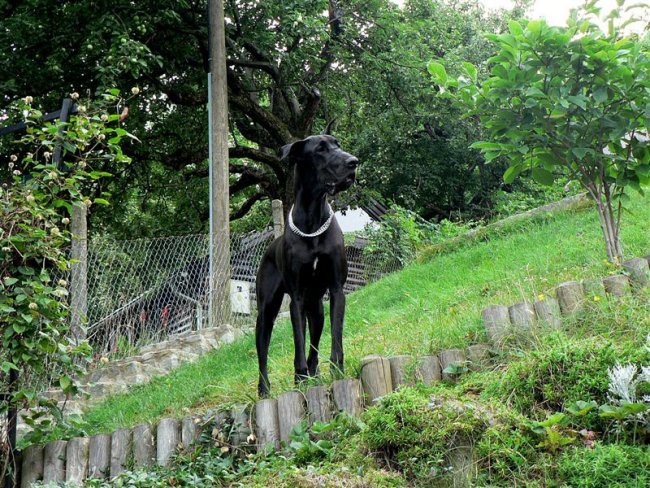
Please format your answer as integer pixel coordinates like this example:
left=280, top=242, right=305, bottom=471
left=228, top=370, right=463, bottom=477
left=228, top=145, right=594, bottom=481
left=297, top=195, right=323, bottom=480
left=287, top=204, right=335, bottom=238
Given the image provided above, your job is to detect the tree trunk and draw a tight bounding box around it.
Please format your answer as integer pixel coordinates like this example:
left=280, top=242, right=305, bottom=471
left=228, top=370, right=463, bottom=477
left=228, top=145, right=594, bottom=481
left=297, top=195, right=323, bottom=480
left=594, top=198, right=623, bottom=264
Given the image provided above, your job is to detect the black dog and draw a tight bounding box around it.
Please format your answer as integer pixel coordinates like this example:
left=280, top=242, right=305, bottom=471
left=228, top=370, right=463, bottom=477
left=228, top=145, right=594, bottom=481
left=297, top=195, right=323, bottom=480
left=255, top=134, right=358, bottom=397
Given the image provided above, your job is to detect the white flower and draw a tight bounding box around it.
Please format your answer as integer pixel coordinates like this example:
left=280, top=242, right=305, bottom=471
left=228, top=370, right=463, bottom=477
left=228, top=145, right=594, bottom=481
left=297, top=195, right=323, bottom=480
left=43, top=151, right=52, bottom=160
left=24, top=96, right=34, bottom=104
left=100, top=114, right=108, bottom=122
left=97, top=133, right=106, bottom=141
left=70, top=92, right=80, bottom=100
left=53, top=288, right=68, bottom=298
left=49, top=171, right=58, bottom=179
left=2, top=247, right=11, bottom=252
left=58, top=279, right=67, bottom=287
left=10, top=154, right=17, bottom=162
left=25, top=194, right=35, bottom=202
left=50, top=227, right=61, bottom=236
left=607, top=363, right=639, bottom=404
left=12, top=169, right=21, bottom=176
left=61, top=217, right=70, bottom=225
left=131, top=87, right=140, bottom=95
left=28, top=302, right=38, bottom=310
left=78, top=105, right=86, bottom=113
left=8, top=162, right=14, bottom=169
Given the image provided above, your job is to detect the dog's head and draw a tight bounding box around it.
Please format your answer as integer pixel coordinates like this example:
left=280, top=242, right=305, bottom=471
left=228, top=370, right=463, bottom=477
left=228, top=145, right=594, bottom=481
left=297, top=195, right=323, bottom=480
left=280, top=135, right=358, bottom=196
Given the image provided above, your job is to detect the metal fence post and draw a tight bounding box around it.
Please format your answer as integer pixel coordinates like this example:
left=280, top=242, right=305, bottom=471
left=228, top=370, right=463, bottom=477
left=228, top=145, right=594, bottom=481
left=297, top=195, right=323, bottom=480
left=271, top=200, right=284, bottom=239
left=196, top=302, right=204, bottom=331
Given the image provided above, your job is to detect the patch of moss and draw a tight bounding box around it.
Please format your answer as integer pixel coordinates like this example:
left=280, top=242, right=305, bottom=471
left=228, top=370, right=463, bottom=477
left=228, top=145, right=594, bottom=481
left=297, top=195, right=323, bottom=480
left=557, top=444, right=650, bottom=487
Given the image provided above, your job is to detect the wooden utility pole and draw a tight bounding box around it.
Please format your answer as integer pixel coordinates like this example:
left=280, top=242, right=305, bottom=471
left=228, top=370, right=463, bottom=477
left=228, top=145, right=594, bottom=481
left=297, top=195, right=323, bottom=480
left=208, top=0, right=231, bottom=326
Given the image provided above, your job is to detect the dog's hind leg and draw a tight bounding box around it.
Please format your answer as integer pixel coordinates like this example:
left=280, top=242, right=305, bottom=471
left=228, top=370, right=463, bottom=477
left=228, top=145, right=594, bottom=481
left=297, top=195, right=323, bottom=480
left=256, top=264, right=285, bottom=397
left=305, top=298, right=325, bottom=377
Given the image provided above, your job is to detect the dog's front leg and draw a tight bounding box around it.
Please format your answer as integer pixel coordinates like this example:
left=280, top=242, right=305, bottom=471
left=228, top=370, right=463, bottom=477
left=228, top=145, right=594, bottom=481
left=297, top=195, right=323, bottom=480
left=329, top=288, right=345, bottom=377
left=289, top=297, right=309, bottom=384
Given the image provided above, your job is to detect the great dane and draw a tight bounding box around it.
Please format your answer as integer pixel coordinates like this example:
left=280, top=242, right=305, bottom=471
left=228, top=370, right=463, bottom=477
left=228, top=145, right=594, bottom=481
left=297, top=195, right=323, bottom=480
left=255, top=134, right=358, bottom=397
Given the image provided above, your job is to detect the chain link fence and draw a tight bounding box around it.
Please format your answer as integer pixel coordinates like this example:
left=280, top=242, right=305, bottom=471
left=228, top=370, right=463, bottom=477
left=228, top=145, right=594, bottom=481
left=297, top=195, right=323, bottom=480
left=63, top=229, right=399, bottom=359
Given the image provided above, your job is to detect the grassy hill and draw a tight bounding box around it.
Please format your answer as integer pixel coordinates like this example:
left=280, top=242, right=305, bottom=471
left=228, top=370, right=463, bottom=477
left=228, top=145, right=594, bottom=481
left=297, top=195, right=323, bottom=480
left=80, top=194, right=648, bottom=435
left=58, top=193, right=649, bottom=487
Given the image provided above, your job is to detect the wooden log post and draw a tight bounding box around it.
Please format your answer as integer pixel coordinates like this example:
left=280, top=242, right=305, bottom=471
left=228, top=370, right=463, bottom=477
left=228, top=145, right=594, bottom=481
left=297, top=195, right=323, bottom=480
left=271, top=199, right=285, bottom=239
left=603, top=275, right=630, bottom=297
left=156, top=419, right=181, bottom=467
left=305, top=386, right=333, bottom=425
left=467, top=344, right=490, bottom=371
left=332, top=379, right=364, bottom=417
left=509, top=302, right=535, bottom=330
left=88, top=434, right=111, bottom=479
left=533, top=297, right=562, bottom=328
left=132, top=424, right=156, bottom=468
left=110, top=428, right=132, bottom=478
left=255, top=399, right=280, bottom=452
left=556, top=281, right=584, bottom=315
left=65, top=437, right=89, bottom=484
left=20, top=444, right=44, bottom=488
left=623, top=257, right=649, bottom=289
left=182, top=416, right=201, bottom=450
left=42, top=440, right=67, bottom=484
left=439, top=349, right=467, bottom=382
left=481, top=305, right=511, bottom=343
left=416, top=355, right=441, bottom=385
left=277, top=391, right=306, bottom=443
left=69, top=202, right=88, bottom=345
left=388, top=355, right=412, bottom=389
left=360, top=355, right=393, bottom=404
left=230, top=405, right=251, bottom=447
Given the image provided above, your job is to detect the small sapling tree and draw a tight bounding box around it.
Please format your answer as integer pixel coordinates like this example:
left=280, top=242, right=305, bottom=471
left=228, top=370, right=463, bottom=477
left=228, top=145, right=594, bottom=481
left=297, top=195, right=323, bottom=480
left=429, top=1, right=649, bottom=262
left=0, top=91, right=134, bottom=478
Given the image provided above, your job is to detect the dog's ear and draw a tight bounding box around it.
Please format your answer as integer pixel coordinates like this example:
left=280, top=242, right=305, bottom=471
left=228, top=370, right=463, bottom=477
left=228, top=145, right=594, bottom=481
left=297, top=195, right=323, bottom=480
left=279, top=139, right=306, bottom=162
left=321, top=119, right=336, bottom=135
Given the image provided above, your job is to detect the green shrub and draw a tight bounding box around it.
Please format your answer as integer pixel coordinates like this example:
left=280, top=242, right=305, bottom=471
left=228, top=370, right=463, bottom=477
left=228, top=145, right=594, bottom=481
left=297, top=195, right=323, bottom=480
left=557, top=444, right=650, bottom=487
left=362, top=386, right=539, bottom=485
left=490, top=336, right=645, bottom=426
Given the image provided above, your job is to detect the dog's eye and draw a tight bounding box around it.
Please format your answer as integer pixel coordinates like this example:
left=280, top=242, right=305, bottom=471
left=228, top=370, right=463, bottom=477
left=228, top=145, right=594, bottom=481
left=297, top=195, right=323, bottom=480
left=317, top=142, right=327, bottom=152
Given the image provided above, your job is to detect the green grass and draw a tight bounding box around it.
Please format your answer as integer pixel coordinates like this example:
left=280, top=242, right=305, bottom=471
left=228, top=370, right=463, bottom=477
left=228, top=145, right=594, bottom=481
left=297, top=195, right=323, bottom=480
left=82, top=194, right=649, bottom=435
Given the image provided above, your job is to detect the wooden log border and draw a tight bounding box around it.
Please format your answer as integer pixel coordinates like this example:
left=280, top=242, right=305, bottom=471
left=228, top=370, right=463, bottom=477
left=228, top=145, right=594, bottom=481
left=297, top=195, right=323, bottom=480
left=19, top=343, right=492, bottom=485
left=481, top=254, right=649, bottom=346
left=18, top=254, right=648, bottom=485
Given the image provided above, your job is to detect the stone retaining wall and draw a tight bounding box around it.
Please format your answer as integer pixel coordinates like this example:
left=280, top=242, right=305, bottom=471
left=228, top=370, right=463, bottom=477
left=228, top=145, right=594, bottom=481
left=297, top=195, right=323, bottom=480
left=18, top=325, right=242, bottom=438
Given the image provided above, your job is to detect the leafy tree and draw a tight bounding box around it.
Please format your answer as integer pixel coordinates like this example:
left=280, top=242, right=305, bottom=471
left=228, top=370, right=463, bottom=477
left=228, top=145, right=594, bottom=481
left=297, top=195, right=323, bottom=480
left=430, top=2, right=649, bottom=261
left=328, top=0, right=528, bottom=221
left=0, top=0, right=386, bottom=235
left=1, top=0, right=525, bottom=237
left=0, top=93, right=131, bottom=478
